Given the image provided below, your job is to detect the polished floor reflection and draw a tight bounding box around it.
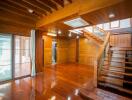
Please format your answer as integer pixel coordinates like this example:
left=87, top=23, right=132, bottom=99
left=0, top=64, right=130, bottom=100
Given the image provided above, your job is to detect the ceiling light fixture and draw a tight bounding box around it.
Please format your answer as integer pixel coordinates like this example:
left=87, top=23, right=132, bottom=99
left=58, top=30, right=62, bottom=34
left=68, top=32, right=72, bottom=37
left=109, top=13, right=115, bottom=18
left=28, top=9, right=33, bottom=13
left=76, top=35, right=79, bottom=39
left=47, top=33, right=57, bottom=37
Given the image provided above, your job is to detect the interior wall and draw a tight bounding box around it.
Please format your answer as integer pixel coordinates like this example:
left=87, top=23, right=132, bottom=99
left=110, top=33, right=132, bottom=47
left=79, top=38, right=99, bottom=66
left=67, top=39, right=77, bottom=63
left=43, top=36, right=52, bottom=66
left=57, top=38, right=68, bottom=64
left=0, top=24, right=31, bottom=36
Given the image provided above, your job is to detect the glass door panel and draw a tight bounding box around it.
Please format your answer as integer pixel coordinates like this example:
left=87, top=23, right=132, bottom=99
left=14, top=36, right=31, bottom=78
left=0, top=34, right=12, bottom=81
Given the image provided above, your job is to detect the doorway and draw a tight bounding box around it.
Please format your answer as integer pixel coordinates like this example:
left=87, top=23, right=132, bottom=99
left=52, top=40, right=57, bottom=64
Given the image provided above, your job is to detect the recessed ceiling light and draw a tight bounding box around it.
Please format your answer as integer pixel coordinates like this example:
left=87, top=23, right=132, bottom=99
left=64, top=17, right=89, bottom=28
left=28, top=9, right=33, bottom=13
left=109, top=13, right=115, bottom=18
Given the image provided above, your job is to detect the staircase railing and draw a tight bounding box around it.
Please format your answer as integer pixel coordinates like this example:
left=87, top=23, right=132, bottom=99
left=94, top=29, right=110, bottom=87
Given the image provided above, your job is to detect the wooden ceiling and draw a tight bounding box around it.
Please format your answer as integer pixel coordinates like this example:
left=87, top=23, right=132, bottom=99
left=0, top=0, right=72, bottom=32
left=39, top=0, right=132, bottom=37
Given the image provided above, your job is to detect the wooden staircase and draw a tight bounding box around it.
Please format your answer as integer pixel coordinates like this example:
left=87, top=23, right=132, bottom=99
left=79, top=27, right=132, bottom=99
left=98, top=47, right=132, bottom=97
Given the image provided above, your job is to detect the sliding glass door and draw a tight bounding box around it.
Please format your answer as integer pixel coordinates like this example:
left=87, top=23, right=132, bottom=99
left=0, top=34, right=12, bottom=82
left=0, top=34, right=31, bottom=82
left=14, top=36, right=31, bottom=78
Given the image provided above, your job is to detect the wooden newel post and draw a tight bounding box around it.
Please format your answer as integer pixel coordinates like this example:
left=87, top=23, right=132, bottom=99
left=94, top=60, right=98, bottom=87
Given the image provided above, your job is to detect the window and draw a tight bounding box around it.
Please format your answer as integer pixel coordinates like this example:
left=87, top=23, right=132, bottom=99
left=110, top=20, right=119, bottom=28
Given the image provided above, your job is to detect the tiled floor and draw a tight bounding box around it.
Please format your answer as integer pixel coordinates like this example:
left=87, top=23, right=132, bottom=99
left=0, top=64, right=130, bottom=100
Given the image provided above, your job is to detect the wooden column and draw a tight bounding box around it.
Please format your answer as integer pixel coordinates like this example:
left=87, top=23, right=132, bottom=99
left=35, top=30, right=44, bottom=73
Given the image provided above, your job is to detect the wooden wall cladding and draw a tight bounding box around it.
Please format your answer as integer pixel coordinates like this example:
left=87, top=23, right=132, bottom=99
left=110, top=33, right=132, bottom=47
left=57, top=38, right=68, bottom=64
left=43, top=36, right=52, bottom=66
left=35, top=30, right=44, bottom=72
left=67, top=39, right=77, bottom=63
left=0, top=24, right=31, bottom=36
left=79, top=38, right=98, bottom=66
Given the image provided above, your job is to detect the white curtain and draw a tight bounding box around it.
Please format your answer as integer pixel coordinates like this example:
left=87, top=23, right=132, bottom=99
left=30, top=30, right=36, bottom=76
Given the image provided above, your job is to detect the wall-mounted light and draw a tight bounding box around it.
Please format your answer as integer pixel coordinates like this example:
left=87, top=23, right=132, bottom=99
left=47, top=33, right=57, bottom=37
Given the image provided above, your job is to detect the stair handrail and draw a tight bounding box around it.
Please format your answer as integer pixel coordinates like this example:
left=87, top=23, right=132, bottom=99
left=98, top=31, right=110, bottom=74
left=94, top=31, right=110, bottom=87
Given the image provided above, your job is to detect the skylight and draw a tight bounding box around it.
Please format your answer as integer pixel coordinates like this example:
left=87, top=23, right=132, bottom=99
left=64, top=17, right=89, bottom=28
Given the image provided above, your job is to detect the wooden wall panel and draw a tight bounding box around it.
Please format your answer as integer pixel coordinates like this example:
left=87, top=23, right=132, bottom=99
left=110, top=33, right=132, bottom=47
left=0, top=24, right=31, bottom=36
left=43, top=36, right=52, bottom=65
left=79, top=38, right=98, bottom=66
left=35, top=30, right=44, bottom=72
left=67, top=39, right=77, bottom=63
left=57, top=38, right=68, bottom=64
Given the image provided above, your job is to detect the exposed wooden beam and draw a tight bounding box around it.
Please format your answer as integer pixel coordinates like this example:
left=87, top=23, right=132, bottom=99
left=53, top=0, right=64, bottom=7
left=37, top=0, right=123, bottom=27
left=36, top=0, right=58, bottom=10
left=67, top=0, right=72, bottom=3
left=23, top=0, right=52, bottom=13
left=0, top=2, right=37, bottom=22
left=6, top=0, right=47, bottom=16
left=4, top=0, right=40, bottom=18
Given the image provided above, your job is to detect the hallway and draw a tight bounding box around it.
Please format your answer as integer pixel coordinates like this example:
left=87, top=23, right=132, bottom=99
left=0, top=64, right=130, bottom=100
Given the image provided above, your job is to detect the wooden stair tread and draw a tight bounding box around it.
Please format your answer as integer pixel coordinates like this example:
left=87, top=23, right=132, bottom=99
left=98, top=76, right=132, bottom=85
left=98, top=82, right=132, bottom=94
left=100, top=73, right=124, bottom=79
left=106, top=56, right=132, bottom=59
left=104, top=60, right=132, bottom=64
left=79, top=87, right=130, bottom=100
left=101, top=69, right=132, bottom=76
left=111, top=47, right=132, bottom=51
left=103, top=66, right=132, bottom=70
left=107, top=52, right=132, bottom=55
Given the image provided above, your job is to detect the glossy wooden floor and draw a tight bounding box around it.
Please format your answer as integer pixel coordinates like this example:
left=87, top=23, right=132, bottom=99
left=0, top=64, right=130, bottom=100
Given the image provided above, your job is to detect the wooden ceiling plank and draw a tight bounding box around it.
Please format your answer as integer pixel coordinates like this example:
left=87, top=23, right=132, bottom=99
left=67, top=0, right=72, bottom=3
left=52, top=0, right=64, bottom=7
left=23, top=0, right=52, bottom=13
left=6, top=0, right=47, bottom=16
left=36, top=0, right=58, bottom=10
left=0, top=3, right=37, bottom=22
